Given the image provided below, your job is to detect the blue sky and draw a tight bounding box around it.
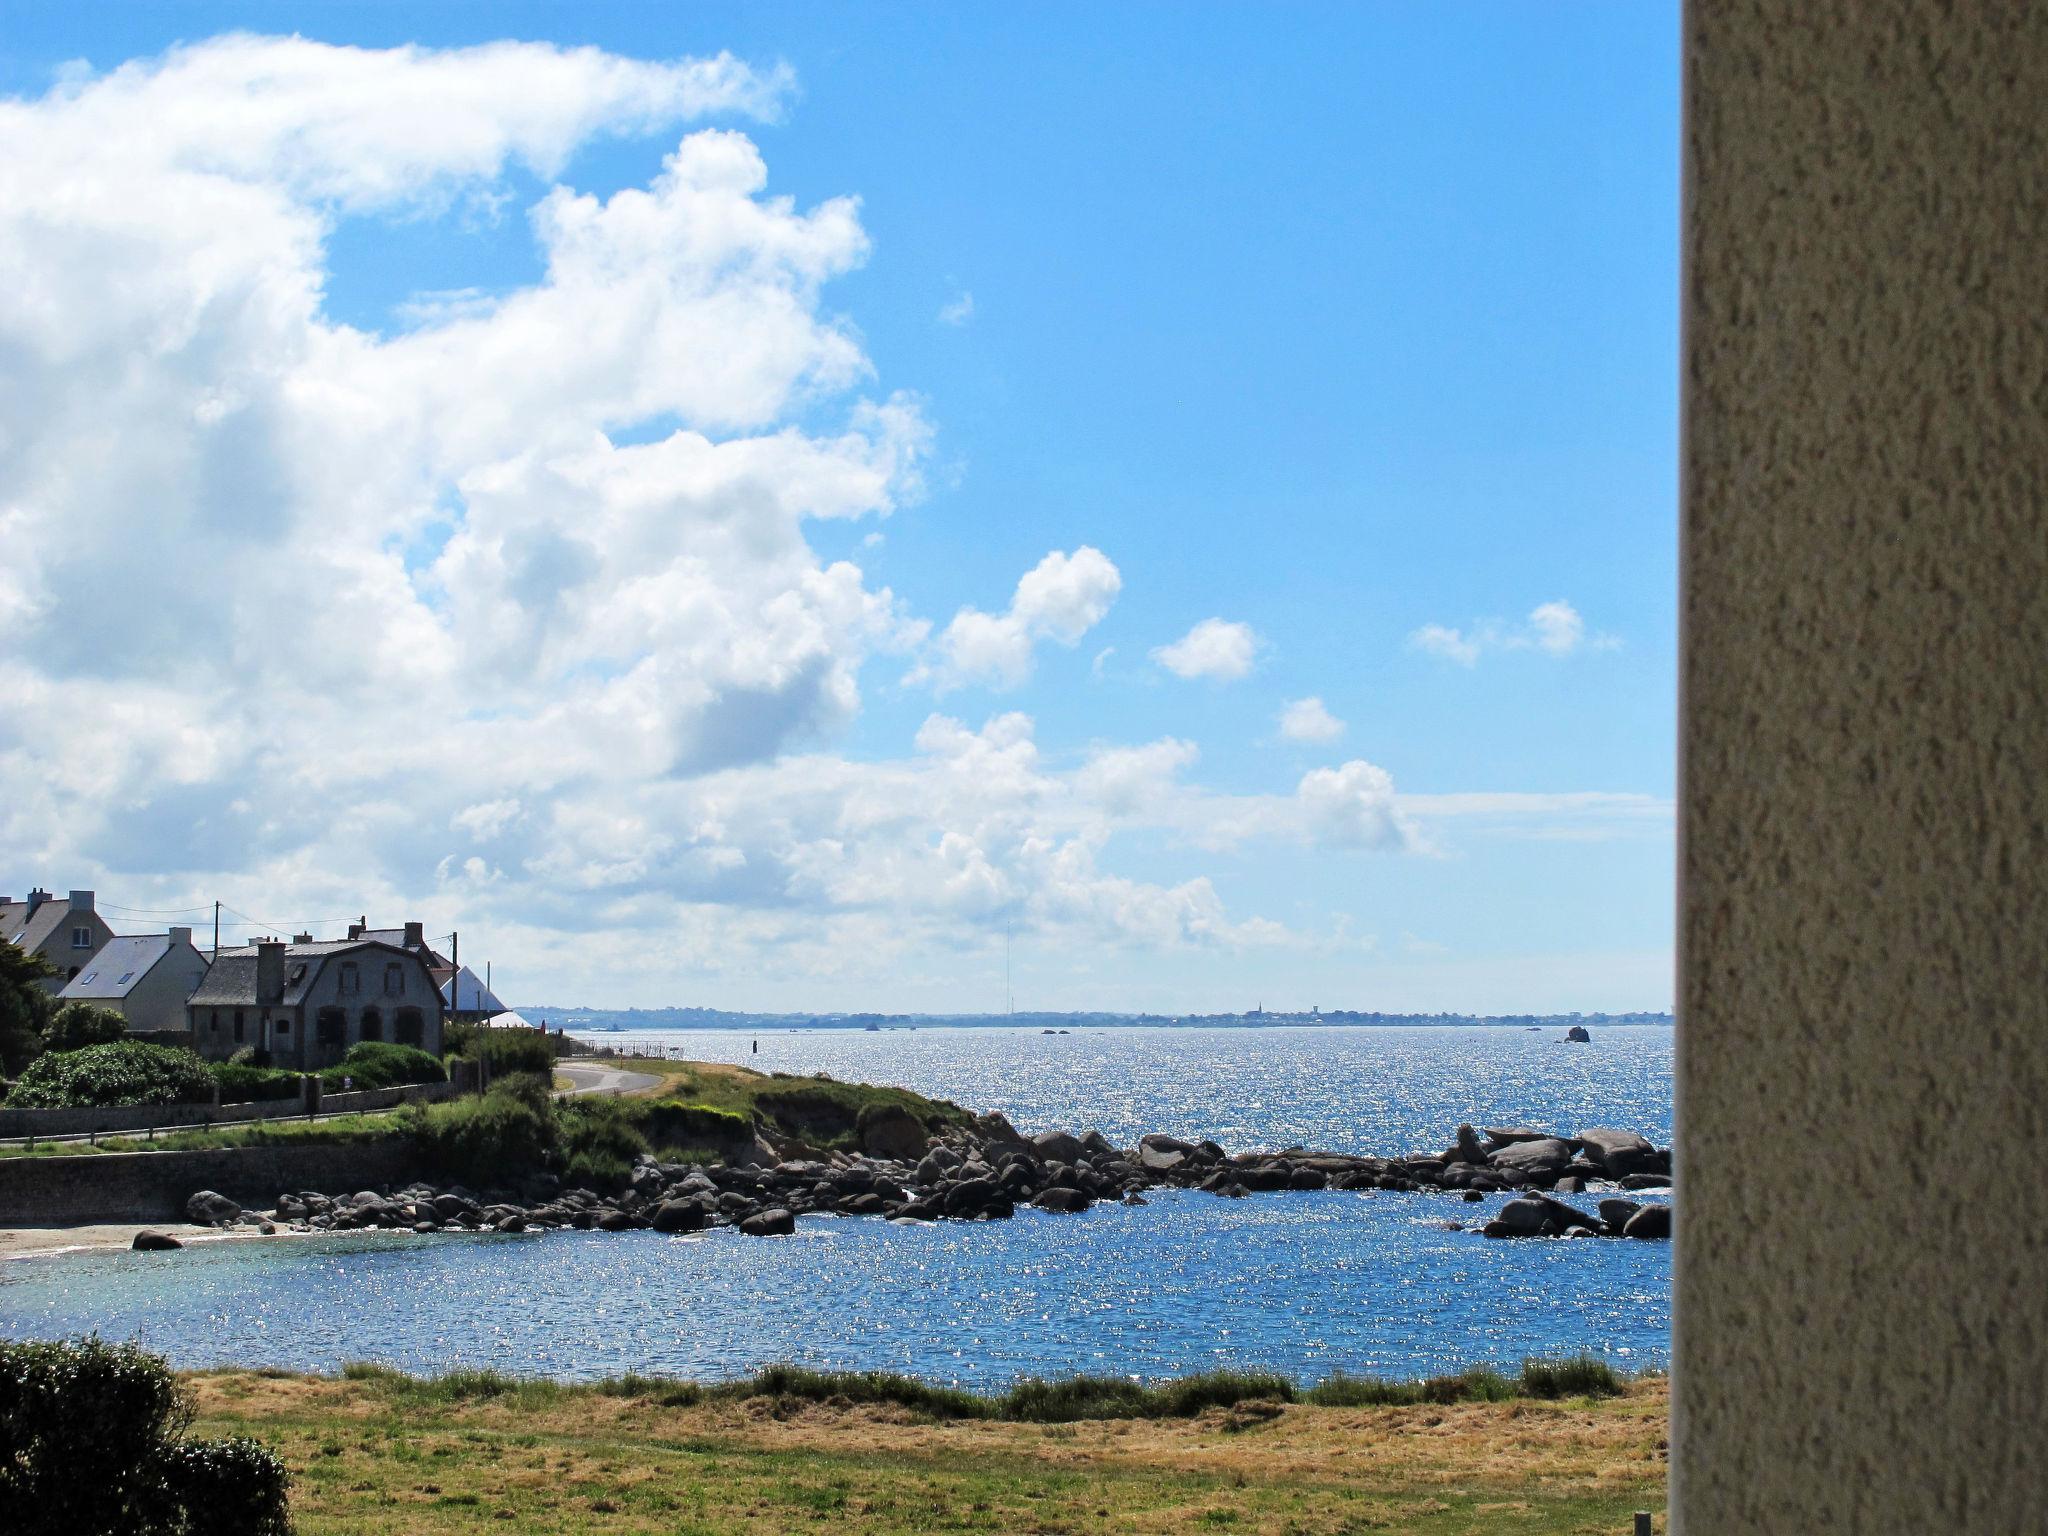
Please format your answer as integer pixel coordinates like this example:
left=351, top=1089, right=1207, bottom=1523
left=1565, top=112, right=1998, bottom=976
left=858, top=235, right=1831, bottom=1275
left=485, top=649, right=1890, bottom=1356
left=0, top=5, right=1678, bottom=1012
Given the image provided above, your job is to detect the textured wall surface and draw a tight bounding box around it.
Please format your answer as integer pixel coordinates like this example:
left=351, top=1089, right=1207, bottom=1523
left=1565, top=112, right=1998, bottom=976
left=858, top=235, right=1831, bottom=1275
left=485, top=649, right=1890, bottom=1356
left=1678, top=3, right=2046, bottom=1530
left=0, top=1142, right=419, bottom=1224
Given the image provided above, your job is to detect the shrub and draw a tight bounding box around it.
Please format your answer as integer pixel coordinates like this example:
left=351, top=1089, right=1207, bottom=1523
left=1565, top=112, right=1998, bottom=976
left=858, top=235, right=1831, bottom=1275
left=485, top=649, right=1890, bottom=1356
left=317, top=1042, right=445, bottom=1093
left=147, top=1436, right=292, bottom=1536
left=641, top=1101, right=753, bottom=1151
left=450, top=1025, right=556, bottom=1078
left=557, top=1096, right=650, bottom=1190
left=3, top=1040, right=216, bottom=1108
left=1517, top=1355, right=1624, bottom=1399
left=41, top=1001, right=127, bottom=1052
left=211, top=1063, right=304, bottom=1103
left=413, top=1076, right=554, bottom=1183
left=0, top=1336, right=292, bottom=1536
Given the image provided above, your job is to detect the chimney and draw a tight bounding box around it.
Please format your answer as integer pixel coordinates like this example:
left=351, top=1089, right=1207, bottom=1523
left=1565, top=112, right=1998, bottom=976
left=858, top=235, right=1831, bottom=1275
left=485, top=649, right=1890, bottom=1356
left=68, top=889, right=95, bottom=912
left=256, top=939, right=286, bottom=1005
left=293, top=932, right=312, bottom=945
left=169, top=926, right=192, bottom=947
left=347, top=918, right=365, bottom=940
left=25, top=887, right=49, bottom=915
left=403, top=920, right=424, bottom=950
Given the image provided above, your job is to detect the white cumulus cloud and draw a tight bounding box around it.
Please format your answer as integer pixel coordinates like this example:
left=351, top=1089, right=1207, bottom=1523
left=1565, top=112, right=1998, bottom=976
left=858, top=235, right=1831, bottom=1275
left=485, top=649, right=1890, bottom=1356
left=921, top=547, right=1122, bottom=691
left=1278, top=696, right=1345, bottom=743
left=1151, top=618, right=1260, bottom=681
left=1409, top=600, right=1608, bottom=665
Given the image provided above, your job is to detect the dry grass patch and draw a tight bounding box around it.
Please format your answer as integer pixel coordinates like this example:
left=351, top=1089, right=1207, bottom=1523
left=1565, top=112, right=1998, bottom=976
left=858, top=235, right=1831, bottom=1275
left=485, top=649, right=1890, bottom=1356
left=187, top=1370, right=1666, bottom=1535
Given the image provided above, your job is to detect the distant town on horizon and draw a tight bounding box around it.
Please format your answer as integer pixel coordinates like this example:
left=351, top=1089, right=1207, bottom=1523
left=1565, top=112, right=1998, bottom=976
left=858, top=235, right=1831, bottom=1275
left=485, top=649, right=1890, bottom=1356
left=525, top=1005, right=1676, bottom=1032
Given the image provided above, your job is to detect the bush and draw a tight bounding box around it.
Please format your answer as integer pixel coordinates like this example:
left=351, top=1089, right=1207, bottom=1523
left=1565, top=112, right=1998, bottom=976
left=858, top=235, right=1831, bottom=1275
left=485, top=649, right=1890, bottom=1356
left=0, top=1336, right=292, bottom=1536
left=317, top=1042, right=445, bottom=1093
left=556, top=1096, right=650, bottom=1190
left=449, top=1025, right=555, bottom=1078
left=1516, top=1355, right=1624, bottom=1400
left=413, top=1076, right=554, bottom=1184
left=41, top=1001, right=127, bottom=1052
left=3, top=1041, right=216, bottom=1109
left=211, top=1063, right=304, bottom=1103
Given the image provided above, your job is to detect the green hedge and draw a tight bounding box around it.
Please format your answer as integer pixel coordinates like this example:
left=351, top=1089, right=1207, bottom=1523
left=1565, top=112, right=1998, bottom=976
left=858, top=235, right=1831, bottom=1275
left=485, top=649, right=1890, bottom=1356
left=318, top=1041, right=444, bottom=1093
left=0, top=1336, right=292, bottom=1535
left=3, top=1041, right=216, bottom=1109
left=446, top=1025, right=555, bottom=1077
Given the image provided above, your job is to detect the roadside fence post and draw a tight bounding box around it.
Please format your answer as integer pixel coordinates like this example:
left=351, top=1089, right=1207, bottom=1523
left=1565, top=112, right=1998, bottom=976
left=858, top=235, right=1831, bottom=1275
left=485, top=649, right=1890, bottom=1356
left=1634, top=1513, right=1653, bottom=1535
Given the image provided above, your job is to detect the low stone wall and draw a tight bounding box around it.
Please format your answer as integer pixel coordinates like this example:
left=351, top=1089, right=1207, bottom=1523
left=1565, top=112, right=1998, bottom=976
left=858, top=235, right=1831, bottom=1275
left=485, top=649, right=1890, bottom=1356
left=0, top=1141, right=421, bottom=1225
left=0, top=1080, right=454, bottom=1141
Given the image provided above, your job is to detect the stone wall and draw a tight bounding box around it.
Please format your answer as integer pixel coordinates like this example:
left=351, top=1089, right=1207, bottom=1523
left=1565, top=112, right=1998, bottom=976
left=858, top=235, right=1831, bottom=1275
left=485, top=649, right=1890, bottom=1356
left=1679, top=4, right=2047, bottom=1531
left=0, top=1141, right=421, bottom=1224
left=0, top=1080, right=453, bottom=1141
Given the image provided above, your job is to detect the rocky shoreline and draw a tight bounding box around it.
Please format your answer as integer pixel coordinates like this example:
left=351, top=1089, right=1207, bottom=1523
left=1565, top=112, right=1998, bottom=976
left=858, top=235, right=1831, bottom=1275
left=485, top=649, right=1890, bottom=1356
left=157, top=1113, right=1672, bottom=1248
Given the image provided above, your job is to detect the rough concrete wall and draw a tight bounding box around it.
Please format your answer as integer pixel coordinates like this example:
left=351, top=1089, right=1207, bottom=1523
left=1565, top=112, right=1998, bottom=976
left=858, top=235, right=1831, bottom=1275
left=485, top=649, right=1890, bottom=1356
left=0, top=1142, right=420, bottom=1224
left=1678, top=4, right=2047, bottom=1531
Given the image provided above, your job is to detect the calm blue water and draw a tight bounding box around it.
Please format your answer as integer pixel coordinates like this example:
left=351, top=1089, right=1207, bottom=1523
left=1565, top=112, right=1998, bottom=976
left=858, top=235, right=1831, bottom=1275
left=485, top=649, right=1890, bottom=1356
left=0, top=1025, right=1673, bottom=1384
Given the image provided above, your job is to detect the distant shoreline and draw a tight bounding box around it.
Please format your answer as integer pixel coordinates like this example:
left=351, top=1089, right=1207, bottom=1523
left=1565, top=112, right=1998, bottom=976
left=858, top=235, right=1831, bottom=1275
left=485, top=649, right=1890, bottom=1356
left=519, top=1011, right=1676, bottom=1033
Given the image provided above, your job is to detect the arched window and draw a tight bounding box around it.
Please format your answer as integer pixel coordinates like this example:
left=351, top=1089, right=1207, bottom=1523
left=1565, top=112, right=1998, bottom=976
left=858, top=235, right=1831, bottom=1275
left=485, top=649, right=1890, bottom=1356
left=394, top=1008, right=424, bottom=1047
left=359, top=1006, right=382, bottom=1042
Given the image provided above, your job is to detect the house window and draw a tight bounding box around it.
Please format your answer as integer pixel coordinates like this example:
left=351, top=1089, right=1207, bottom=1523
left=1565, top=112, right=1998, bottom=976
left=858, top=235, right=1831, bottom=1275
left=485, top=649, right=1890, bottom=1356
left=233, top=1010, right=245, bottom=1043
left=79, top=972, right=97, bottom=985
left=384, top=963, right=404, bottom=997
left=360, top=1007, right=383, bottom=1042
left=339, top=962, right=360, bottom=995
left=395, top=1008, right=424, bottom=1047
left=209, top=1010, right=221, bottom=1033
left=276, top=1017, right=291, bottom=1034
left=71, top=927, right=92, bottom=948
left=316, top=1007, right=345, bottom=1046
left=116, top=972, right=133, bottom=984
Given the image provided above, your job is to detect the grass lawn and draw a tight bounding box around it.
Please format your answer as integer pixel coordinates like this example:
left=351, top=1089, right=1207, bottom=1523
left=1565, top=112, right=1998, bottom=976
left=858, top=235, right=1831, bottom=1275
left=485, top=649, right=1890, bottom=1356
left=597, top=1056, right=975, bottom=1151
left=0, top=1110, right=413, bottom=1158
left=189, top=1369, right=1667, bottom=1535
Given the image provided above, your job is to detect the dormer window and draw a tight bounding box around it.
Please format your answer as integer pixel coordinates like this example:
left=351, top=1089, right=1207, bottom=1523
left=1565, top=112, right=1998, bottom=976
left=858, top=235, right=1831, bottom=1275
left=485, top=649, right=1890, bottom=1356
left=339, top=961, right=360, bottom=995
left=289, top=962, right=307, bottom=984
left=384, top=962, right=404, bottom=997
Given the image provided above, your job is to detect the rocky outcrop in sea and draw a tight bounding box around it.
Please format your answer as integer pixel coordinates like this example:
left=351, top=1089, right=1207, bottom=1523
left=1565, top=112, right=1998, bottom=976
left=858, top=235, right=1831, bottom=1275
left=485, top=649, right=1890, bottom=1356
left=178, top=1114, right=1670, bottom=1243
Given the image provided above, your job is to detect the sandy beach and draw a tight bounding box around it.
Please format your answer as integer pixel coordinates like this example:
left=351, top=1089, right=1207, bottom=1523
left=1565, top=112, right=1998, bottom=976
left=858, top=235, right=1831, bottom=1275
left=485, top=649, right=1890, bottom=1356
left=0, top=1222, right=255, bottom=1261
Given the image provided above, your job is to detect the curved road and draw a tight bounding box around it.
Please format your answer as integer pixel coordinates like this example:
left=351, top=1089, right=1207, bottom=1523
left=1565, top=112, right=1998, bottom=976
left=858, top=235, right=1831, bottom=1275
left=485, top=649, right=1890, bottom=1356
left=554, top=1058, right=662, bottom=1098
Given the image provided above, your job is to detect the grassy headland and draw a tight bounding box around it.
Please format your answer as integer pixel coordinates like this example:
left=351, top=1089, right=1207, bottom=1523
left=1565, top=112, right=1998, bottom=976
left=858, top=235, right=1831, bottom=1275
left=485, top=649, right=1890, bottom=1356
left=188, top=1361, right=1667, bottom=1535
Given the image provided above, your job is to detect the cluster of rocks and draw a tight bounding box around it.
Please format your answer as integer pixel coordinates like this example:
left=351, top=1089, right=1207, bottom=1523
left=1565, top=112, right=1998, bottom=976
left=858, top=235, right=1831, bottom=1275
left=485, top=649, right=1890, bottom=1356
left=160, top=1110, right=1670, bottom=1247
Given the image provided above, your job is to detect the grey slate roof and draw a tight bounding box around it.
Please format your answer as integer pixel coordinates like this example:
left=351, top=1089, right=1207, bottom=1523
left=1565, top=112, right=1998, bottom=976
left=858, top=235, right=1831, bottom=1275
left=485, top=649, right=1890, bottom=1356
left=60, top=935, right=171, bottom=1000
left=188, top=939, right=430, bottom=1010
left=1, top=897, right=74, bottom=955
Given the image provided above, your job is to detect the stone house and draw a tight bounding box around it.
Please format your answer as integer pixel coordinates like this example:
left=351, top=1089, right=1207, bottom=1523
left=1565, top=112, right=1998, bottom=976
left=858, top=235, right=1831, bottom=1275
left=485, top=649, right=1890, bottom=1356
left=57, top=926, right=210, bottom=1038
left=187, top=937, right=445, bottom=1069
left=0, top=888, right=116, bottom=987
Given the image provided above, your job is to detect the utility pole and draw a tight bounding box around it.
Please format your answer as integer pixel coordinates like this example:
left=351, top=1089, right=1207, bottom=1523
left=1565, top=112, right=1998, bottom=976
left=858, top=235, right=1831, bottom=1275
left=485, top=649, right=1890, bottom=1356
left=451, top=931, right=459, bottom=1020
left=213, top=899, right=220, bottom=959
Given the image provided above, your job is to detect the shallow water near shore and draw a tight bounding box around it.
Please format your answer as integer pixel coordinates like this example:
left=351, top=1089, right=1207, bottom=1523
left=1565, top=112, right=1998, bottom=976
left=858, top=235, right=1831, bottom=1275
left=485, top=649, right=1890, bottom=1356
left=0, top=1025, right=1673, bottom=1381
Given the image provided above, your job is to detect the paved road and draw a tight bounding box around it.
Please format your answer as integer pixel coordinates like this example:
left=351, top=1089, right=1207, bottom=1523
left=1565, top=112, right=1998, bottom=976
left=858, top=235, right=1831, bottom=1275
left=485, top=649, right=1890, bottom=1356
left=554, top=1058, right=662, bottom=1098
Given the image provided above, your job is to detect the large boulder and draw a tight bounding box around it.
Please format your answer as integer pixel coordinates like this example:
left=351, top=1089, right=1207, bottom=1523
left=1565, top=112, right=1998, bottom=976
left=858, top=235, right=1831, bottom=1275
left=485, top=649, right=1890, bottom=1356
left=1564, top=1024, right=1591, bottom=1043
left=942, top=1177, right=1005, bottom=1217
left=184, top=1190, right=243, bottom=1227
left=132, top=1230, right=182, bottom=1251
left=1488, top=1138, right=1574, bottom=1175
left=1574, top=1128, right=1658, bottom=1179
left=1031, top=1187, right=1092, bottom=1213
left=1137, top=1142, right=1190, bottom=1175
left=1622, top=1203, right=1672, bottom=1240
left=1598, top=1198, right=1642, bottom=1234
left=1032, top=1130, right=1086, bottom=1164
left=1452, top=1124, right=1489, bottom=1164
left=739, top=1208, right=797, bottom=1237
left=1490, top=1198, right=1553, bottom=1236
left=973, top=1110, right=1030, bottom=1147
left=859, top=1105, right=930, bottom=1161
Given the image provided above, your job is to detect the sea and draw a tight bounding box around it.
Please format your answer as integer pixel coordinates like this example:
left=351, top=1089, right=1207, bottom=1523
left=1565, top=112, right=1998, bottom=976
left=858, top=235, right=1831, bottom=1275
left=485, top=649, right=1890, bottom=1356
left=0, top=1024, right=1673, bottom=1386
